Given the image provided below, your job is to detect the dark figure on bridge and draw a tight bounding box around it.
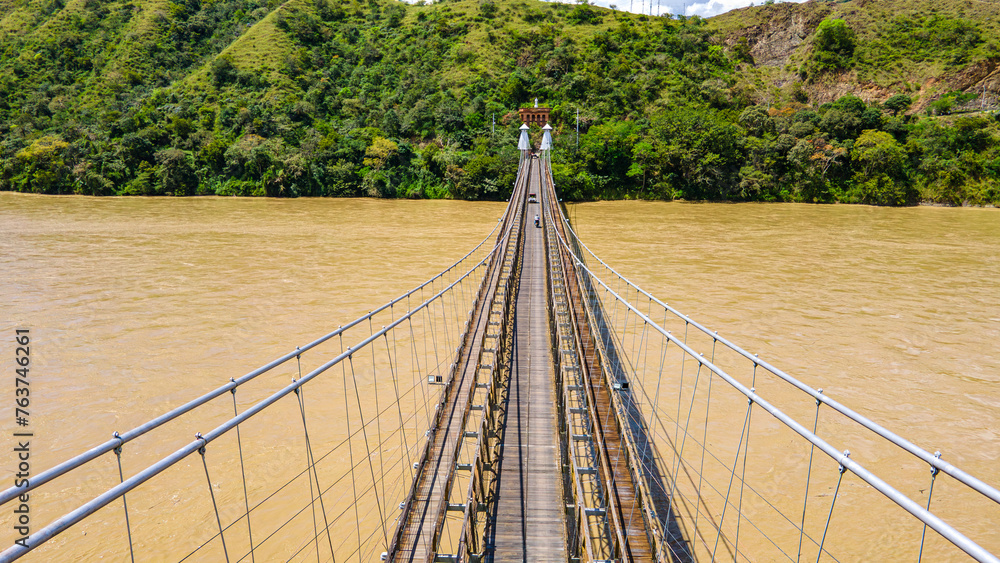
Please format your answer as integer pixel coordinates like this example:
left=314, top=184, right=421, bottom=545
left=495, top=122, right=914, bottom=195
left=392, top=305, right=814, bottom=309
left=534, top=214, right=540, bottom=228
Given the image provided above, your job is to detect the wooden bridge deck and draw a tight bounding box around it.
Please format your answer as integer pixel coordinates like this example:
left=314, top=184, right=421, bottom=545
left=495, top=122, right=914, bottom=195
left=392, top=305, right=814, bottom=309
left=491, top=161, right=567, bottom=561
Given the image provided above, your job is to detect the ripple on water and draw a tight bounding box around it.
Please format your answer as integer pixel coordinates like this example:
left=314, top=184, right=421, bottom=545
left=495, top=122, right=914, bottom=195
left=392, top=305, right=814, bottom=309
left=2, top=195, right=998, bottom=560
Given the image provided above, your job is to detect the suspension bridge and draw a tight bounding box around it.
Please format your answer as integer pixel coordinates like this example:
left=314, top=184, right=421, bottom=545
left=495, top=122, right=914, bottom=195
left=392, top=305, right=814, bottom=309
left=3, top=129, right=999, bottom=562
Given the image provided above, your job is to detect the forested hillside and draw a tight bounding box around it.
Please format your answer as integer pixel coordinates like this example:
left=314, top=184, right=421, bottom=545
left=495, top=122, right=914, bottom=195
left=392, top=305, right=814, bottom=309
left=1, top=0, right=998, bottom=204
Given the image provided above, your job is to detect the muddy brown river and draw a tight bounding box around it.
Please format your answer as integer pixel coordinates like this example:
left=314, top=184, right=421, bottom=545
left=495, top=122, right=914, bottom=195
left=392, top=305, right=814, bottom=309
left=1, top=193, right=998, bottom=561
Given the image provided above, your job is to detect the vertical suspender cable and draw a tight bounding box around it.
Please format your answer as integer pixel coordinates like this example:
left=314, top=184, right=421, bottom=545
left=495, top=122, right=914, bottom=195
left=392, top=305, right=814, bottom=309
left=816, top=452, right=849, bottom=563
left=385, top=332, right=414, bottom=486
left=675, top=322, right=690, bottom=448
left=230, top=381, right=255, bottom=563
left=408, top=316, right=431, bottom=443
left=348, top=355, right=389, bottom=553
left=112, top=433, right=136, bottom=563
left=197, top=435, right=230, bottom=563
left=692, top=368, right=714, bottom=553
left=369, top=318, right=387, bottom=517
left=295, top=353, right=321, bottom=563
left=292, top=379, right=324, bottom=563
left=341, top=338, right=362, bottom=556
left=667, top=359, right=703, bottom=513
left=711, top=398, right=753, bottom=562
left=735, top=392, right=754, bottom=560
left=798, top=391, right=823, bottom=563
left=918, top=452, right=942, bottom=563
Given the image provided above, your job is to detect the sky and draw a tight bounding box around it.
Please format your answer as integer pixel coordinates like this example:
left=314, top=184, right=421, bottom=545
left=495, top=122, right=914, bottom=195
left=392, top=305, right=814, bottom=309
left=567, top=0, right=808, bottom=19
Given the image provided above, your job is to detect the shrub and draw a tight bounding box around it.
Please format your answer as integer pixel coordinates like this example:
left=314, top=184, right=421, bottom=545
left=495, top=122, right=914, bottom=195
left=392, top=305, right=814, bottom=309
left=810, top=19, right=855, bottom=72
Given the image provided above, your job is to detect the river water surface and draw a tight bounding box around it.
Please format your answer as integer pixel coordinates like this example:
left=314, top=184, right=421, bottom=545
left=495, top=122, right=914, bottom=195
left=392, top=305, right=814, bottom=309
left=2, top=194, right=998, bottom=561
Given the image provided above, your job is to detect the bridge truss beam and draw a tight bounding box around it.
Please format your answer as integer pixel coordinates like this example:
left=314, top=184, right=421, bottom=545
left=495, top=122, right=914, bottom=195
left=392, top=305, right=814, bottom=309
left=388, top=157, right=530, bottom=562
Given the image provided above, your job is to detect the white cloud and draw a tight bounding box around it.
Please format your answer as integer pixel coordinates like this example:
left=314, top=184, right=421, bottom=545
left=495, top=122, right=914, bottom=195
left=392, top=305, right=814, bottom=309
left=685, top=0, right=807, bottom=17
left=582, top=0, right=683, bottom=17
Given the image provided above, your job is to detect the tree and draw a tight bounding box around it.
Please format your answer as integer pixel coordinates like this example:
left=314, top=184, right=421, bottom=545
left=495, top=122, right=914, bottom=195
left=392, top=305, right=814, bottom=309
left=435, top=95, right=464, bottom=134
left=363, top=136, right=399, bottom=170
left=210, top=57, right=238, bottom=87
left=567, top=1, right=601, bottom=25
left=156, top=148, right=198, bottom=196
left=455, top=153, right=500, bottom=200
left=831, top=94, right=866, bottom=116
left=819, top=109, right=860, bottom=141
left=883, top=94, right=912, bottom=116
left=952, top=116, right=993, bottom=152
left=788, top=139, right=844, bottom=203
left=738, top=106, right=775, bottom=138
left=362, top=136, right=399, bottom=196
left=790, top=121, right=815, bottom=138
left=648, top=108, right=744, bottom=200
left=224, top=135, right=281, bottom=181
left=811, top=19, right=855, bottom=71
left=851, top=130, right=916, bottom=205
left=577, top=121, right=642, bottom=195
left=479, top=0, right=497, bottom=19
left=815, top=19, right=855, bottom=58
left=14, top=136, right=70, bottom=193
left=71, top=161, right=114, bottom=195
left=380, top=108, right=401, bottom=137
left=852, top=130, right=905, bottom=178
left=627, top=140, right=655, bottom=196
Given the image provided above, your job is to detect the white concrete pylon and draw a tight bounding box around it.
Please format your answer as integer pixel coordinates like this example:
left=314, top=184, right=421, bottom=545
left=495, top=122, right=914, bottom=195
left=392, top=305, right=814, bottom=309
left=518, top=123, right=531, bottom=151
left=540, top=123, right=552, bottom=151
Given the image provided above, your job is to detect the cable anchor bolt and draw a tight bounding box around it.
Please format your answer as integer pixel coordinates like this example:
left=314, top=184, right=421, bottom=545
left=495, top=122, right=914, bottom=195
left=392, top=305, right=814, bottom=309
left=838, top=450, right=850, bottom=474
left=113, top=431, right=124, bottom=456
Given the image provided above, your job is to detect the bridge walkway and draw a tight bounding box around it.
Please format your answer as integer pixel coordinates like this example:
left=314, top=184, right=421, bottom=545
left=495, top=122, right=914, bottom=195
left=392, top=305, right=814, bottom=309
left=490, top=160, right=568, bottom=561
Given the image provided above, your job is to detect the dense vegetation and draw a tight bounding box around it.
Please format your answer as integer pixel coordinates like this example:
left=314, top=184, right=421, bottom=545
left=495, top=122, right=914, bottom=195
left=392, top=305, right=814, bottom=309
left=1, top=0, right=998, bottom=205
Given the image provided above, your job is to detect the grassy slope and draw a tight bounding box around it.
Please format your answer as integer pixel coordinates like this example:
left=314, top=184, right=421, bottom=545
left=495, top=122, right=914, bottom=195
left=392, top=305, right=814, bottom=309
left=7, top=0, right=995, bottom=120
left=168, top=0, right=634, bottom=123
left=2, top=0, right=997, bottom=204
left=199, top=0, right=298, bottom=87
left=708, top=0, right=1000, bottom=108
left=182, top=0, right=999, bottom=116
left=0, top=0, right=278, bottom=118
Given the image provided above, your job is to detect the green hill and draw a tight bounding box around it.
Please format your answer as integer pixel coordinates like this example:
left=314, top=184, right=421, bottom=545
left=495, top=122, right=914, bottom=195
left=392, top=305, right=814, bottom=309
left=709, top=0, right=1000, bottom=111
left=1, top=0, right=998, bottom=205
